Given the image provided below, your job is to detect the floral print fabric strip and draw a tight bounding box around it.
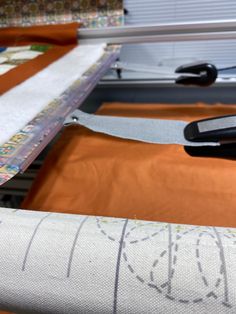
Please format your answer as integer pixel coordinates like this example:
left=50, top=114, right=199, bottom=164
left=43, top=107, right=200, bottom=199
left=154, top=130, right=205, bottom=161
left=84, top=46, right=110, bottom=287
left=0, top=0, right=124, bottom=28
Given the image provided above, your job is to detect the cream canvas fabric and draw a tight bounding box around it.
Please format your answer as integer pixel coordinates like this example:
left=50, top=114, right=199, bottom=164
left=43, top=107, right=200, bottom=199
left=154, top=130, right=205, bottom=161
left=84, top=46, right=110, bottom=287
left=0, top=207, right=234, bottom=313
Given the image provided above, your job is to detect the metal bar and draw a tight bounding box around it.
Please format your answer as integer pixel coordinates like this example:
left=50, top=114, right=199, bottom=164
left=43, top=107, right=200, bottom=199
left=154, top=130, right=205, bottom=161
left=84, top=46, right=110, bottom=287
left=99, top=78, right=236, bottom=86
left=79, top=20, right=236, bottom=44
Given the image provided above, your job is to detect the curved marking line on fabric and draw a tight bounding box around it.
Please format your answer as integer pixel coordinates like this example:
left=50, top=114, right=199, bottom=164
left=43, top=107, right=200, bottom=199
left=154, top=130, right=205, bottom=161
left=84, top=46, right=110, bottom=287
left=124, top=225, right=225, bottom=305
left=122, top=223, right=167, bottom=287
left=97, top=218, right=164, bottom=244
left=123, top=226, right=168, bottom=286
left=113, top=219, right=128, bottom=314
left=196, top=231, right=222, bottom=290
left=199, top=230, right=215, bottom=239
left=148, top=283, right=162, bottom=293
left=213, top=227, right=232, bottom=308
left=66, top=216, right=88, bottom=278
left=215, top=278, right=222, bottom=288
left=96, top=217, right=117, bottom=242
left=22, top=212, right=51, bottom=271
left=95, top=220, right=233, bottom=308
left=223, top=234, right=232, bottom=239
left=150, top=226, right=198, bottom=290
left=226, top=229, right=236, bottom=238
left=126, top=222, right=165, bottom=244
left=167, top=224, right=173, bottom=295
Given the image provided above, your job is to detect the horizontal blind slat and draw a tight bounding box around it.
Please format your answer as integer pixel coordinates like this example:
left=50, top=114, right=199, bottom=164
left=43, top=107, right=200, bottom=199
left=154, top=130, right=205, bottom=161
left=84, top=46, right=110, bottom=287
left=121, top=0, right=236, bottom=72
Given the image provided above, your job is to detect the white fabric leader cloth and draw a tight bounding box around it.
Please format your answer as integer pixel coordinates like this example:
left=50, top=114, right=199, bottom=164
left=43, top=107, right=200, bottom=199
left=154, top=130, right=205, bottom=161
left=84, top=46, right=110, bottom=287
left=0, top=44, right=106, bottom=146
left=0, top=208, right=234, bottom=313
left=65, top=109, right=219, bottom=147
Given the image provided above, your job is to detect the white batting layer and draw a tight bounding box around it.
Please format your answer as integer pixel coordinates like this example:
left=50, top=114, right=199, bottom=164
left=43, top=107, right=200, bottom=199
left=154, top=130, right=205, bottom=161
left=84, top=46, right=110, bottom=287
left=0, top=44, right=106, bottom=146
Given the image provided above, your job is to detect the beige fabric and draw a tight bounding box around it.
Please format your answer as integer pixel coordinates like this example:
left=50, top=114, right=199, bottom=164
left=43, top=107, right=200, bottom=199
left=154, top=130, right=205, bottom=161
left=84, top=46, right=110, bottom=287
left=0, top=207, right=234, bottom=313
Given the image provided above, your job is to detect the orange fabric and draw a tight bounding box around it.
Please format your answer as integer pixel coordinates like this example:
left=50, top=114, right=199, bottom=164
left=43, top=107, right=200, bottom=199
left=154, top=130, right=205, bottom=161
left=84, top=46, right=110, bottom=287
left=23, top=102, right=236, bottom=228
left=0, top=23, right=79, bottom=46
left=0, top=23, right=79, bottom=95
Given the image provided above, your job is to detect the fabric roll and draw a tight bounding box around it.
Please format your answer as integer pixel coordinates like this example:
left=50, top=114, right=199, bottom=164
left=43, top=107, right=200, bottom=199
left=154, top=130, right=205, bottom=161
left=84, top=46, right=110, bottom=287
left=0, top=207, right=234, bottom=313
left=0, top=23, right=79, bottom=46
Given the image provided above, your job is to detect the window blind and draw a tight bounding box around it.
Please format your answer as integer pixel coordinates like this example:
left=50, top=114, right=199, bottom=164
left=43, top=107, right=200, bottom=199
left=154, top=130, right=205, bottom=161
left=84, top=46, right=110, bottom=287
left=120, top=0, right=236, bottom=77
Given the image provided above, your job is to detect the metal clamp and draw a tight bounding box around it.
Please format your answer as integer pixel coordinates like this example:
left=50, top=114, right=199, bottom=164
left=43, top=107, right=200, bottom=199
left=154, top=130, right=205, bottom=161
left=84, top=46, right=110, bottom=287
left=175, top=62, right=218, bottom=87
left=184, top=114, right=236, bottom=158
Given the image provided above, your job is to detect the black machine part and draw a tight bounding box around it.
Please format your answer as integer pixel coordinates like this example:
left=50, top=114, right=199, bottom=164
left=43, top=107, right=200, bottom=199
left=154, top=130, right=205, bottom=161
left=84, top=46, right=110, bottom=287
left=184, top=114, right=236, bottom=159
left=175, top=62, right=218, bottom=87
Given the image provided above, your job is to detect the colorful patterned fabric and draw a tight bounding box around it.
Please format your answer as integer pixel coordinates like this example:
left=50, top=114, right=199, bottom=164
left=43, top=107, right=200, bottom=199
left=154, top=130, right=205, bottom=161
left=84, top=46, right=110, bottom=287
left=0, top=0, right=124, bottom=28
left=0, top=22, right=79, bottom=94
left=0, top=45, right=51, bottom=76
